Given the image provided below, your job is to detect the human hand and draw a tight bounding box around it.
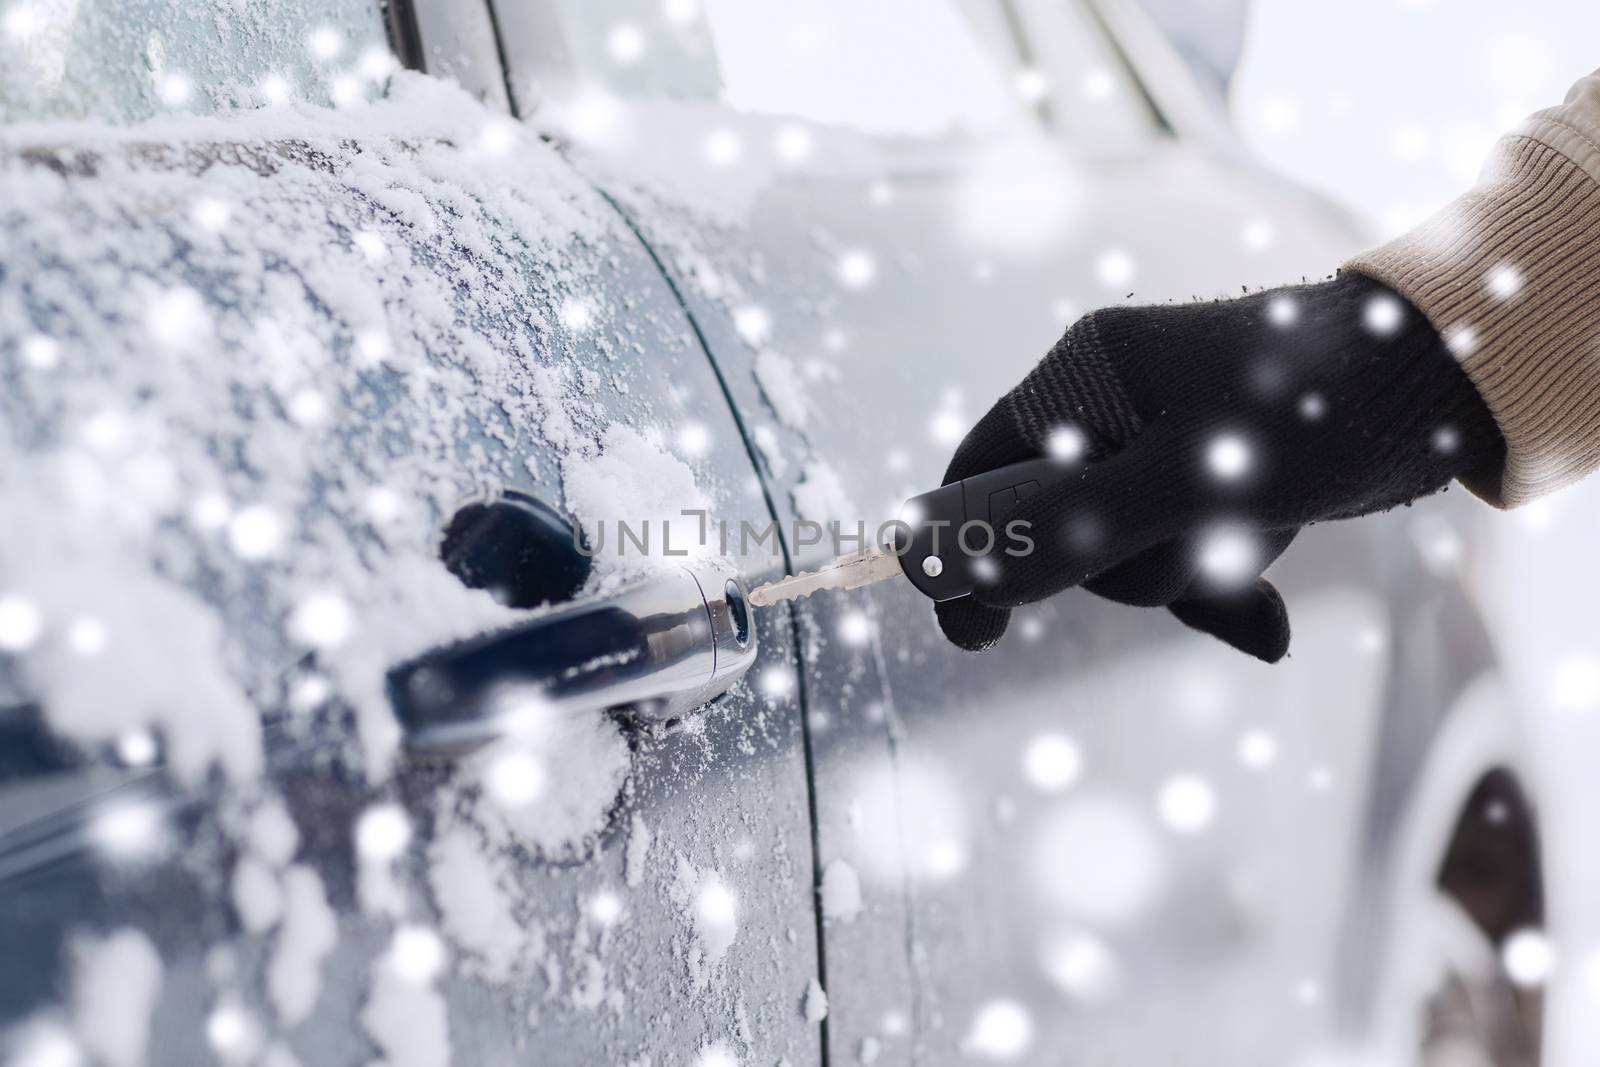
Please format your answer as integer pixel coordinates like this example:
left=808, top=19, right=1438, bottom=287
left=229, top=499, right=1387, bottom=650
left=935, top=273, right=1505, bottom=660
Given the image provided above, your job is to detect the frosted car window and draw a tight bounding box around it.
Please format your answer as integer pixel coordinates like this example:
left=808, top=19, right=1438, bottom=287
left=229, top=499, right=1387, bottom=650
left=0, top=0, right=389, bottom=123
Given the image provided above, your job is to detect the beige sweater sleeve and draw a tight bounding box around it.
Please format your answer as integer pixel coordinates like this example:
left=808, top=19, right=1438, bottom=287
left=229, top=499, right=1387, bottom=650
left=1346, top=69, right=1600, bottom=507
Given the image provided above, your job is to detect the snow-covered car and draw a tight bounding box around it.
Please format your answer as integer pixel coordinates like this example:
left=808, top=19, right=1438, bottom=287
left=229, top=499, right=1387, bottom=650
left=0, top=1, right=1544, bottom=1065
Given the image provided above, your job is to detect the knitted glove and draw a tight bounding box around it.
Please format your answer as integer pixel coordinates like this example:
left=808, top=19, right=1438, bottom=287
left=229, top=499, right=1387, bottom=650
left=936, top=272, right=1505, bottom=660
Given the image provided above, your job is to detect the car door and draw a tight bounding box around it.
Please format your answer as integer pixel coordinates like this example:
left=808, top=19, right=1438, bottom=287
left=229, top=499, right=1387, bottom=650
left=0, top=4, right=823, bottom=1065
left=493, top=1, right=1428, bottom=1063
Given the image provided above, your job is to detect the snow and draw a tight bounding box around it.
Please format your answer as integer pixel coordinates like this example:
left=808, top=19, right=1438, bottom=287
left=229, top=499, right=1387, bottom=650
left=819, top=859, right=863, bottom=923
left=1, top=70, right=612, bottom=783
left=1022, top=734, right=1083, bottom=793
left=753, top=349, right=810, bottom=429
left=752, top=424, right=788, bottom=478
left=562, top=423, right=714, bottom=570
left=1206, top=436, right=1251, bottom=480
left=1361, top=293, right=1404, bottom=336
left=1095, top=248, right=1137, bottom=287
left=267, top=866, right=338, bottom=1025
left=231, top=856, right=283, bottom=934
left=803, top=978, right=828, bottom=1023
left=962, top=1000, right=1033, bottom=1061
left=71, top=929, right=162, bottom=1067
left=625, top=813, right=653, bottom=889
left=1040, top=930, right=1120, bottom=1003
left=1486, top=262, right=1523, bottom=299
left=1503, top=928, right=1554, bottom=987
left=362, top=966, right=450, bottom=1067
left=4, top=1018, right=83, bottom=1067
left=205, top=1002, right=263, bottom=1064
left=86, top=797, right=168, bottom=863
left=355, top=803, right=411, bottom=862
left=692, top=872, right=740, bottom=966
left=467, top=702, right=631, bottom=860
left=1237, top=729, right=1279, bottom=770
left=427, top=824, right=527, bottom=983
left=1155, top=775, right=1218, bottom=834
left=248, top=798, right=299, bottom=868
left=385, top=925, right=447, bottom=986
left=791, top=461, right=857, bottom=528
left=1027, top=794, right=1168, bottom=926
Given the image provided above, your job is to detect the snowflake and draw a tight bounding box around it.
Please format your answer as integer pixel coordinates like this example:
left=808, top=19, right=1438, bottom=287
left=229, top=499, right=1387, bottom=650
left=1023, top=733, right=1083, bottom=792
left=330, top=74, right=364, bottom=108
left=355, top=804, right=411, bottom=861
left=387, top=925, right=446, bottom=985
left=1267, top=294, right=1298, bottom=326
left=676, top=421, right=711, bottom=457
left=1444, top=323, right=1477, bottom=358
left=1236, top=729, right=1278, bottom=770
left=117, top=730, right=158, bottom=766
left=146, top=286, right=210, bottom=348
left=0, top=594, right=42, bottom=651
left=289, top=592, right=353, bottom=648
left=259, top=73, right=292, bottom=105
left=89, top=798, right=166, bottom=862
left=836, top=249, right=877, bottom=289
left=1502, top=929, right=1553, bottom=988
left=307, top=25, right=343, bottom=61
left=1363, top=293, right=1404, bottom=336
left=704, top=128, right=742, bottom=167
left=663, top=0, right=700, bottom=26
left=155, top=72, right=193, bottom=108
left=484, top=746, right=547, bottom=808
left=21, top=333, right=59, bottom=369
left=228, top=505, right=285, bottom=560
left=733, top=305, right=771, bottom=346
left=1047, top=425, right=1086, bottom=461
left=963, top=1000, right=1033, bottom=1061
left=1486, top=263, right=1523, bottom=299
left=774, top=124, right=814, bottom=164
left=66, top=616, right=107, bottom=657
left=1083, top=68, right=1115, bottom=101
left=607, top=23, right=645, bottom=65
left=352, top=229, right=387, bottom=261
left=1206, top=435, right=1250, bottom=480
left=1156, top=774, right=1216, bottom=833
left=1240, top=218, right=1275, bottom=251
left=191, top=197, right=233, bottom=232
left=837, top=611, right=873, bottom=646
left=358, top=46, right=397, bottom=81
left=1095, top=248, right=1136, bottom=287
left=1014, top=67, right=1049, bottom=103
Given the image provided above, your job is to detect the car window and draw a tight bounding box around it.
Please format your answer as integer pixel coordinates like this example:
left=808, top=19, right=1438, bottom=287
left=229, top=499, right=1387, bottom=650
left=0, top=0, right=390, bottom=123
left=540, top=0, right=1020, bottom=138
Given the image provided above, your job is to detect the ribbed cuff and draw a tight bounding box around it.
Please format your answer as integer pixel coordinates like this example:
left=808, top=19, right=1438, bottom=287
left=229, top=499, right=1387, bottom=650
left=1346, top=135, right=1600, bottom=507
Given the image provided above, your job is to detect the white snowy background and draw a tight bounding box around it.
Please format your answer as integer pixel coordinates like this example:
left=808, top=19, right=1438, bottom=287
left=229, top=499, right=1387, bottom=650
left=1233, top=1, right=1600, bottom=1058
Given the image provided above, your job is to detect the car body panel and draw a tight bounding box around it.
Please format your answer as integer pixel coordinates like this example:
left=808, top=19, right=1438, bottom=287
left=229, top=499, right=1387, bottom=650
left=0, top=69, right=823, bottom=1066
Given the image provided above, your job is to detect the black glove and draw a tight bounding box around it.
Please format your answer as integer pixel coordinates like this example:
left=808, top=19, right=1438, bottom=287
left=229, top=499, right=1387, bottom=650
left=936, top=271, right=1505, bottom=660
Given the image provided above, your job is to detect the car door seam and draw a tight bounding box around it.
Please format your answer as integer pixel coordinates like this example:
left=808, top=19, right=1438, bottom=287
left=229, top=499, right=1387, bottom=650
left=593, top=188, right=834, bottom=1067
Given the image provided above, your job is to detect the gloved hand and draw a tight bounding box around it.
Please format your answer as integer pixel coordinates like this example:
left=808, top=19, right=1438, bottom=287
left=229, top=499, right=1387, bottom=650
left=936, top=271, right=1505, bottom=660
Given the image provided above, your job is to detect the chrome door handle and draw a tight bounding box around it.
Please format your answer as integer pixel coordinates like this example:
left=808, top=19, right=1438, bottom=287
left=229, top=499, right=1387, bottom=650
left=389, top=559, right=758, bottom=756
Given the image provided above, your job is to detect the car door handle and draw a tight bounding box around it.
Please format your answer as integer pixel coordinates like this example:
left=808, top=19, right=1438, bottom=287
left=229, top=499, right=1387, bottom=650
left=388, top=560, right=758, bottom=756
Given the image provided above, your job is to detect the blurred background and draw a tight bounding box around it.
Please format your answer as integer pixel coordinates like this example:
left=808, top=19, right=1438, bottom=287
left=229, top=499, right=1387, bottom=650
left=1212, top=6, right=1600, bottom=1065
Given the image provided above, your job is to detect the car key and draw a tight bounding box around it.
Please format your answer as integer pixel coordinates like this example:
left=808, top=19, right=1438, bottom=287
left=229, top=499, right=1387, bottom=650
left=747, top=455, right=1079, bottom=607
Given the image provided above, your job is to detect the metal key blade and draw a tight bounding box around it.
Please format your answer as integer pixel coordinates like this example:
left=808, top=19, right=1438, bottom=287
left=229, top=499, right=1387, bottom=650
left=747, top=547, right=904, bottom=607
